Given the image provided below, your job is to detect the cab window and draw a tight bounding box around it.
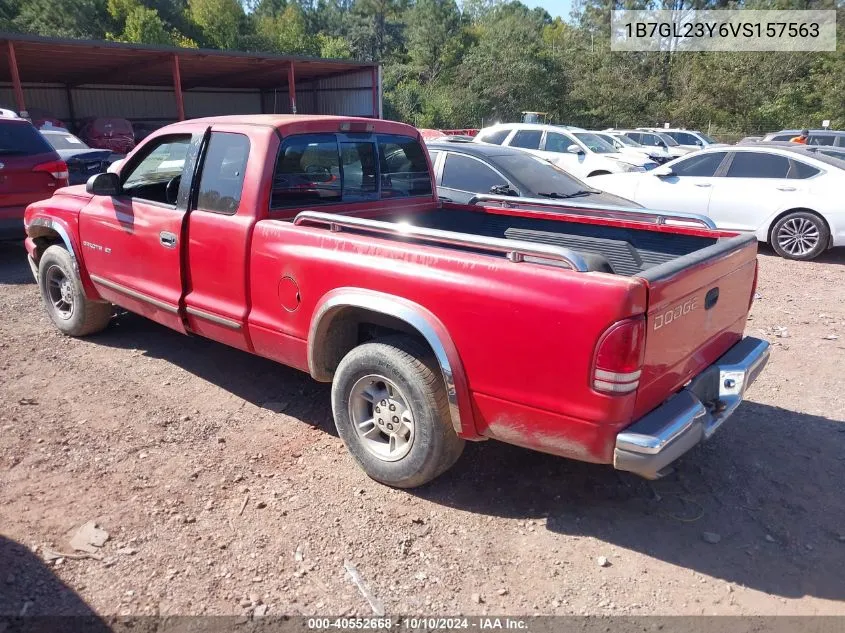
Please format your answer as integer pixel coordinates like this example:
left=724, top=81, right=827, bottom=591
left=271, top=134, right=341, bottom=208
left=121, top=135, right=192, bottom=206
left=377, top=134, right=432, bottom=198
left=196, top=132, right=250, bottom=214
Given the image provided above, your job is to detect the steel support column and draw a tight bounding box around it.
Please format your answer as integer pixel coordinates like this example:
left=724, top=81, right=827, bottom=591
left=6, top=41, right=26, bottom=114
left=172, top=54, right=185, bottom=121
left=288, top=62, right=297, bottom=114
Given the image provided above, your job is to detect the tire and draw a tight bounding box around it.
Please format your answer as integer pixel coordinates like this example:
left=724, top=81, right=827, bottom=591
left=331, top=336, right=464, bottom=488
left=770, top=211, right=829, bottom=261
left=38, top=245, right=112, bottom=336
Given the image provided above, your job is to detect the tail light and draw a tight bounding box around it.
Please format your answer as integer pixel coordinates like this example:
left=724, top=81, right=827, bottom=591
left=33, top=160, right=69, bottom=186
left=592, top=316, right=646, bottom=395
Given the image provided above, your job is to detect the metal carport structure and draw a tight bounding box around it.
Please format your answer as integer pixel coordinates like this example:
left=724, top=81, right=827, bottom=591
left=0, top=33, right=381, bottom=129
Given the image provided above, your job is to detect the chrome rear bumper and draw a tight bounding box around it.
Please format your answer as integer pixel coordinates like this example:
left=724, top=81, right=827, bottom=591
left=613, top=336, right=770, bottom=479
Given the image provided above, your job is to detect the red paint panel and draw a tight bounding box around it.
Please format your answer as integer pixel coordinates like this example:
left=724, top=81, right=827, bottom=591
left=248, top=220, right=648, bottom=436
left=473, top=392, right=617, bottom=464
left=633, top=244, right=758, bottom=419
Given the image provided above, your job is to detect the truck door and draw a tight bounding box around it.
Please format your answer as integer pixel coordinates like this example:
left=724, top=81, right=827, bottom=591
left=79, top=128, right=206, bottom=332
left=182, top=123, right=276, bottom=351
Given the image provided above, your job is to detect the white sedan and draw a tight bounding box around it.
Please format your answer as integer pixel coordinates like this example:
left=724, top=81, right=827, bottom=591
left=590, top=145, right=845, bottom=260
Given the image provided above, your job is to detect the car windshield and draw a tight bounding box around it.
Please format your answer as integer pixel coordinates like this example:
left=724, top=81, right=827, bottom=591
left=490, top=153, right=599, bottom=196
left=613, top=134, right=642, bottom=147
left=573, top=133, right=616, bottom=154
left=655, top=133, right=679, bottom=146
left=700, top=133, right=718, bottom=144
left=44, top=132, right=89, bottom=150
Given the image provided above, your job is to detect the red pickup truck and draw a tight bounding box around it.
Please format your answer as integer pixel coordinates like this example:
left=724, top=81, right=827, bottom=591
left=23, top=115, right=769, bottom=488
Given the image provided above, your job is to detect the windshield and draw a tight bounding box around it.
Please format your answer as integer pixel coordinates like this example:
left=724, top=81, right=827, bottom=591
left=655, top=133, right=679, bottom=146
left=613, top=134, right=642, bottom=147
left=44, top=132, right=89, bottom=150
left=700, top=133, right=718, bottom=144
left=573, top=132, right=616, bottom=154
left=491, top=153, right=598, bottom=196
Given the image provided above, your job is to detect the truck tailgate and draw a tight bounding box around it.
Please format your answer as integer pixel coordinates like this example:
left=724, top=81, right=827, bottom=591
left=632, top=233, right=758, bottom=420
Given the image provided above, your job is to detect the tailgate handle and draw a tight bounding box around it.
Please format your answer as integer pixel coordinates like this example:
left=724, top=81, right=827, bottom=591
left=705, top=287, right=720, bottom=310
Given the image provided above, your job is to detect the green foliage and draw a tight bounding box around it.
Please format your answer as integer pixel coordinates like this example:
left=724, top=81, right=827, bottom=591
left=1, top=0, right=842, bottom=134
left=188, top=0, right=244, bottom=48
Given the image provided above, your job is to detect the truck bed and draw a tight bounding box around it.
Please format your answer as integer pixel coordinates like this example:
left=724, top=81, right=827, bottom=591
left=379, top=207, right=720, bottom=276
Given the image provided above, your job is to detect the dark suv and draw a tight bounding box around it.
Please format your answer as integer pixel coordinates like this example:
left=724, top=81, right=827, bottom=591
left=0, top=116, right=68, bottom=238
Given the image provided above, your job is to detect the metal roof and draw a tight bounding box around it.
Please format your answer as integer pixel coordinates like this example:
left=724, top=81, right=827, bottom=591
left=0, top=33, right=377, bottom=89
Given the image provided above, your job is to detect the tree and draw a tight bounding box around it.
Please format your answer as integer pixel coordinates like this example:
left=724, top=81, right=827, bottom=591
left=405, top=0, right=462, bottom=82
left=256, top=4, right=319, bottom=54
left=188, top=0, right=245, bottom=48
left=13, top=0, right=109, bottom=39
left=121, top=5, right=174, bottom=44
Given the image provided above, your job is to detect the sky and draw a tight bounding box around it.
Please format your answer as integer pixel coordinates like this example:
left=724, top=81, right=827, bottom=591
left=521, top=0, right=574, bottom=20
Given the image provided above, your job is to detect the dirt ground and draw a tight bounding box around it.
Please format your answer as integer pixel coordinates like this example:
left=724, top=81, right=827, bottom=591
left=1, top=240, right=844, bottom=619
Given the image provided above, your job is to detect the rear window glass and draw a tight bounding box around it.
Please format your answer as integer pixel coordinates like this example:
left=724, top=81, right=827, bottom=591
left=477, top=129, right=511, bottom=145
left=272, top=134, right=341, bottom=208
left=43, top=132, right=88, bottom=150
left=378, top=134, right=432, bottom=198
left=340, top=140, right=378, bottom=199
left=0, top=121, right=53, bottom=156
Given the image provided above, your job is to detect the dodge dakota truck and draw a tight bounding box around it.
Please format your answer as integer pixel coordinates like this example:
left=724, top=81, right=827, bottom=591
left=23, top=115, right=770, bottom=488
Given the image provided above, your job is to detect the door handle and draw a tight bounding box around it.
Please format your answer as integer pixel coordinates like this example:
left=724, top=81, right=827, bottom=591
left=776, top=186, right=796, bottom=192
left=159, top=231, right=177, bottom=248
left=694, top=183, right=712, bottom=187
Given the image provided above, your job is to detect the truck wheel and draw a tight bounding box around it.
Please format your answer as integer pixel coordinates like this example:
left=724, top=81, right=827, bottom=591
left=770, top=211, right=829, bottom=261
left=38, top=245, right=112, bottom=337
left=331, top=336, right=464, bottom=488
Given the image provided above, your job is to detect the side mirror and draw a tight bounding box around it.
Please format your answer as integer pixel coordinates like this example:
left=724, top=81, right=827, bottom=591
left=86, top=172, right=121, bottom=196
left=653, top=166, right=675, bottom=177
left=696, top=140, right=704, bottom=146
left=566, top=144, right=584, bottom=154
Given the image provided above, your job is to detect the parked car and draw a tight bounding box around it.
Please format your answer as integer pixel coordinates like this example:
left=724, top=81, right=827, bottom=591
left=762, top=129, right=845, bottom=147
left=590, top=144, right=845, bottom=260
left=738, top=136, right=764, bottom=144
left=611, top=129, right=692, bottom=158
left=0, top=114, right=68, bottom=238
left=41, top=129, right=119, bottom=185
left=23, top=114, right=768, bottom=487
left=592, top=131, right=672, bottom=164
left=474, top=123, right=657, bottom=178
left=26, top=108, right=66, bottom=130
left=637, top=128, right=724, bottom=151
left=78, top=117, right=135, bottom=154
left=426, top=139, right=640, bottom=207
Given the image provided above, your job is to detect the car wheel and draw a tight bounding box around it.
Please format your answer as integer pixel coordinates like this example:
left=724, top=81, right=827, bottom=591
left=331, top=335, right=464, bottom=488
left=770, top=211, right=829, bottom=261
left=38, top=245, right=113, bottom=336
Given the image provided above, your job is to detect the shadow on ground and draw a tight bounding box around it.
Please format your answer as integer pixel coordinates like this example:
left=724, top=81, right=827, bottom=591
left=0, top=536, right=110, bottom=630
left=4, top=242, right=844, bottom=604
left=0, top=242, right=34, bottom=285
left=422, top=401, right=845, bottom=603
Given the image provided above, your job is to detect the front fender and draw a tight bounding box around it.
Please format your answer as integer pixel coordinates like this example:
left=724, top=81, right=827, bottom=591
left=24, top=196, right=102, bottom=301
left=308, top=287, right=478, bottom=439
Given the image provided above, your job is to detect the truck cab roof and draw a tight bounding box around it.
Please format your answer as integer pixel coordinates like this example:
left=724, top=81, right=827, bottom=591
left=167, top=115, right=420, bottom=138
